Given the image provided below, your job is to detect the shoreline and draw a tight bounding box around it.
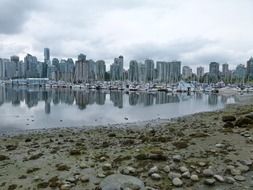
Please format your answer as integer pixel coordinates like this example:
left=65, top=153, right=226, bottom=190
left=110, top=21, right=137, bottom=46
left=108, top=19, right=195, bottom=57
left=0, top=97, right=253, bottom=189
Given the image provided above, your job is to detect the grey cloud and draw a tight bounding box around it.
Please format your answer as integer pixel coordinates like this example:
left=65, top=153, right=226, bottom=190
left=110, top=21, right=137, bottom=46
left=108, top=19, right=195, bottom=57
left=0, top=0, right=39, bottom=34
left=124, top=39, right=215, bottom=61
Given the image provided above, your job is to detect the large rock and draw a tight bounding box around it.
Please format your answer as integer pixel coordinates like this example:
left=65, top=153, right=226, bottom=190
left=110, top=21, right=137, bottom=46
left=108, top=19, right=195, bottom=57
left=223, top=122, right=234, bottom=128
left=0, top=154, right=9, bottom=161
left=100, top=174, right=145, bottom=190
left=235, top=117, right=253, bottom=127
left=222, top=115, right=236, bottom=122
left=245, top=112, right=253, bottom=120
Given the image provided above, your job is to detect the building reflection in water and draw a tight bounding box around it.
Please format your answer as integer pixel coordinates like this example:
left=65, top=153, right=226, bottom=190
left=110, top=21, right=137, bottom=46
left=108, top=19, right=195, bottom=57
left=0, top=86, right=235, bottom=113
left=208, top=94, right=218, bottom=105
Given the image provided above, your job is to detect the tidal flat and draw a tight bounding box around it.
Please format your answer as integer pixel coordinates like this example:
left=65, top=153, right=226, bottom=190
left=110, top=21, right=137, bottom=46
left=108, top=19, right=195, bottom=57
left=0, top=96, right=253, bottom=190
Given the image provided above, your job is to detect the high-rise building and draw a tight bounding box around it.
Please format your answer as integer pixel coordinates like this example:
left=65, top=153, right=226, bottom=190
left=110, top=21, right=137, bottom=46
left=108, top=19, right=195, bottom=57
left=247, top=57, right=253, bottom=79
left=110, top=56, right=124, bottom=81
left=182, top=66, right=192, bottom=79
left=10, top=55, right=22, bottom=78
left=95, top=60, right=106, bottom=81
left=52, top=58, right=60, bottom=80
left=139, top=63, right=146, bottom=82
left=44, top=48, right=50, bottom=63
left=156, top=61, right=167, bottom=82
left=234, top=64, right=246, bottom=80
left=24, top=54, right=38, bottom=78
left=59, top=58, right=75, bottom=82
left=222, top=63, right=229, bottom=74
left=75, top=54, right=86, bottom=82
left=209, top=62, right=219, bottom=76
left=168, top=61, right=181, bottom=83
left=128, top=60, right=139, bottom=82
left=197, top=66, right=204, bottom=78
left=144, top=59, right=154, bottom=82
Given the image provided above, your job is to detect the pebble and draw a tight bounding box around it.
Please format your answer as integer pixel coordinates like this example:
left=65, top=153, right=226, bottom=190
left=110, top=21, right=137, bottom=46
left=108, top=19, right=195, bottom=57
left=198, top=162, right=206, bottom=167
left=79, top=163, right=88, bottom=169
left=238, top=165, right=249, bottom=173
left=231, top=169, right=241, bottom=176
left=60, top=184, right=71, bottom=190
left=234, top=175, right=246, bottom=181
left=151, top=173, right=161, bottom=180
left=203, top=169, right=214, bottom=177
left=168, top=172, right=181, bottom=180
left=122, top=166, right=136, bottom=175
left=240, top=160, right=253, bottom=166
left=102, top=163, right=112, bottom=171
left=215, top=143, right=225, bottom=148
left=80, top=176, right=89, bottom=183
left=163, top=165, right=170, bottom=173
left=148, top=166, right=158, bottom=175
left=182, top=171, right=190, bottom=179
left=225, top=176, right=235, bottom=184
left=172, top=155, right=182, bottom=162
left=66, top=177, right=76, bottom=183
left=179, top=166, right=188, bottom=173
left=191, top=174, right=199, bottom=181
left=172, top=177, right=183, bottom=187
left=204, top=178, right=216, bottom=186
left=214, top=175, right=224, bottom=182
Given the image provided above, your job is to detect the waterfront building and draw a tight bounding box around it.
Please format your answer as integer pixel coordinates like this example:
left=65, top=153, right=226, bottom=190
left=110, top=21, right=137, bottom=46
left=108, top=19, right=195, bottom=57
left=138, top=63, right=146, bottom=82
left=52, top=58, right=60, bottom=81
left=233, top=64, right=246, bottom=81
left=209, top=62, right=219, bottom=76
left=24, top=54, right=39, bottom=78
left=95, top=60, right=106, bottom=81
left=10, top=55, right=22, bottom=78
left=128, top=60, right=139, bottom=82
left=182, top=66, right=192, bottom=80
left=110, top=56, right=124, bottom=81
left=168, top=61, right=181, bottom=83
left=44, top=48, right=50, bottom=63
left=144, top=59, right=154, bottom=82
left=75, top=54, right=86, bottom=83
left=197, top=66, right=204, bottom=78
left=156, top=61, right=167, bottom=82
left=209, top=62, right=220, bottom=82
left=59, top=58, right=75, bottom=82
left=247, top=57, right=253, bottom=80
left=222, top=63, right=229, bottom=75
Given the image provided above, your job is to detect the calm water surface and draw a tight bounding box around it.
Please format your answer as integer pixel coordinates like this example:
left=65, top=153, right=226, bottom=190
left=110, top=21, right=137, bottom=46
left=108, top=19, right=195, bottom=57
left=0, top=86, right=237, bottom=132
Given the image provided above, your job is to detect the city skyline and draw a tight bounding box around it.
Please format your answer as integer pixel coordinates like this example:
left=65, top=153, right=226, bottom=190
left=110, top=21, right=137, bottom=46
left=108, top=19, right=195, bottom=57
left=1, top=47, right=253, bottom=84
left=0, top=0, right=253, bottom=70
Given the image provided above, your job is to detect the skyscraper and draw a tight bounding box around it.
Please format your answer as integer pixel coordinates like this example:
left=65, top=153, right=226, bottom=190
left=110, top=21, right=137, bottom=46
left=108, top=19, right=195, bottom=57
left=197, top=67, right=204, bottom=78
left=110, top=56, right=124, bottom=81
left=128, top=60, right=139, bottom=82
left=209, top=62, right=220, bottom=83
left=168, top=61, right=181, bottom=83
left=247, top=57, right=253, bottom=80
left=182, top=66, right=192, bottom=79
left=222, top=63, right=229, bottom=74
left=209, top=62, right=219, bottom=76
left=234, top=64, right=246, bottom=80
left=156, top=61, right=166, bottom=82
left=96, top=60, right=106, bottom=81
left=144, top=59, right=154, bottom=82
left=44, top=48, right=50, bottom=62
left=75, top=54, right=86, bottom=82
left=24, top=54, right=38, bottom=78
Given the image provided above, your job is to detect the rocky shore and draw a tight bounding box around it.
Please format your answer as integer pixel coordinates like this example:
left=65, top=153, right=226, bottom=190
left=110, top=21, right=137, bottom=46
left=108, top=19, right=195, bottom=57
left=1, top=98, right=253, bottom=189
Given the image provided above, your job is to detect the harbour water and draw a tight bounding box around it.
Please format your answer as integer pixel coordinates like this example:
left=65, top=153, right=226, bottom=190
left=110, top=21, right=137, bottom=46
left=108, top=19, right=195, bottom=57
left=0, top=86, right=237, bottom=132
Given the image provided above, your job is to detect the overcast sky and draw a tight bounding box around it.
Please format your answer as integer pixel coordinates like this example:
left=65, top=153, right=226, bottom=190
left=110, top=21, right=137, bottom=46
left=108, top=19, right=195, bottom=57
left=0, top=0, right=253, bottom=71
